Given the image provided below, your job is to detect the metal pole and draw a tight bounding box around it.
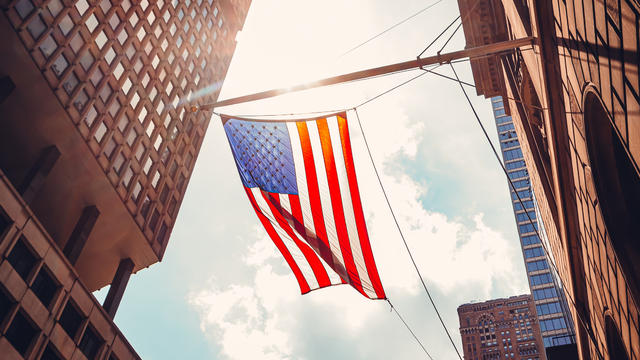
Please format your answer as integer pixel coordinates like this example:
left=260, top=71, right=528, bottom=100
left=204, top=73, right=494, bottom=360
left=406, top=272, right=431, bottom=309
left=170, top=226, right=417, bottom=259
left=194, top=37, right=535, bottom=111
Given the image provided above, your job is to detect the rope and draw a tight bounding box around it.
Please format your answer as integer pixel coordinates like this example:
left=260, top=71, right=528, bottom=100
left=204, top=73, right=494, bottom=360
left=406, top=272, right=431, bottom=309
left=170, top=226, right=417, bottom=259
left=448, top=62, right=604, bottom=360
left=339, top=0, right=446, bottom=58
left=353, top=108, right=463, bottom=360
left=388, top=300, right=436, bottom=360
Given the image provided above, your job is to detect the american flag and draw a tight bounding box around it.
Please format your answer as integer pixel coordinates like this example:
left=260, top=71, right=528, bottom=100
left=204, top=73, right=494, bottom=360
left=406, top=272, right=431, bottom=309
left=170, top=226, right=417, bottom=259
left=222, top=111, right=386, bottom=299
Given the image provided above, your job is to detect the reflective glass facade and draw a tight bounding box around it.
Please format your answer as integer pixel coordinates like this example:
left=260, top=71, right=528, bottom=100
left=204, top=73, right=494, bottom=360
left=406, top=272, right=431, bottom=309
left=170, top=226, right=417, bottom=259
left=491, top=97, right=575, bottom=349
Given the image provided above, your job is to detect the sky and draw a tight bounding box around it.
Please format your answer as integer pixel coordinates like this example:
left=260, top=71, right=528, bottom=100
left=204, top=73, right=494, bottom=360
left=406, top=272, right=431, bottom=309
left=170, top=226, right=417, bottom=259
left=95, top=0, right=531, bottom=358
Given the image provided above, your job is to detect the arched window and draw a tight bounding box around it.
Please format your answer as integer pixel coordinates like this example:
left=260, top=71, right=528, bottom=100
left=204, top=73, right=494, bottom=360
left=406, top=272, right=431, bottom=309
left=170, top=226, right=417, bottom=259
left=605, top=314, right=629, bottom=360
left=584, top=90, right=640, bottom=297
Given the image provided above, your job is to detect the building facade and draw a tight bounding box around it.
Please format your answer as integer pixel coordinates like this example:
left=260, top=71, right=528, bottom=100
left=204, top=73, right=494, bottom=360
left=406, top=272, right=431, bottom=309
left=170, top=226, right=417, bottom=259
left=490, top=96, right=575, bottom=350
left=458, top=0, right=640, bottom=359
left=0, top=0, right=250, bottom=358
left=458, top=294, right=546, bottom=360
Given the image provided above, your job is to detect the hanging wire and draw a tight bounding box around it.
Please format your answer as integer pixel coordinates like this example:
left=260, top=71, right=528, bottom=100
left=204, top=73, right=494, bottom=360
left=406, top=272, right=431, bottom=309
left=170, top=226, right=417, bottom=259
left=448, top=62, right=605, bottom=359
left=339, top=0, right=446, bottom=58
left=388, top=300, right=436, bottom=360
left=354, top=108, right=463, bottom=360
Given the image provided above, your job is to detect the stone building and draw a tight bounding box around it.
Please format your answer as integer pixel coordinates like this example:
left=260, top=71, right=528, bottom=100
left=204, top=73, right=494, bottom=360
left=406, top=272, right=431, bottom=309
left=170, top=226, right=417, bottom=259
left=457, top=0, right=640, bottom=359
left=458, top=294, right=546, bottom=360
left=0, top=0, right=250, bottom=358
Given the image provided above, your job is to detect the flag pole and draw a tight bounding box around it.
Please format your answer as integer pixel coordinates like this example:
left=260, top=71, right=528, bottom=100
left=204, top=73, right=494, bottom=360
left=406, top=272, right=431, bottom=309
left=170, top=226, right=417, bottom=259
left=191, top=36, right=535, bottom=112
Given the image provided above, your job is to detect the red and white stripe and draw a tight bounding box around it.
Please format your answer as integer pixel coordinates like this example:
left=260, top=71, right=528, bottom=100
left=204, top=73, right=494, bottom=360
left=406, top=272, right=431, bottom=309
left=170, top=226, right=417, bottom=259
left=243, top=112, right=386, bottom=299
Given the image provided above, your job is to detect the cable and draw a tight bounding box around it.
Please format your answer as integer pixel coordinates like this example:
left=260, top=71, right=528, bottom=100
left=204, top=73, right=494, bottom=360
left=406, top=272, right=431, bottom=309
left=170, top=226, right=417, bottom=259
left=417, top=15, right=460, bottom=58
left=436, top=21, right=463, bottom=55
left=339, top=0, right=446, bottom=58
left=448, top=62, right=605, bottom=360
left=354, top=68, right=435, bottom=109
left=354, top=108, right=463, bottom=360
left=388, top=300, right=436, bottom=360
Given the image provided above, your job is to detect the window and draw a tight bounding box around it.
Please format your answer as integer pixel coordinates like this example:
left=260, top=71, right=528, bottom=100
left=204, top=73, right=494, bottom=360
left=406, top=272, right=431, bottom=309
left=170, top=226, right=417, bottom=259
left=524, top=247, right=544, bottom=259
left=533, top=287, right=557, bottom=300
left=59, top=301, right=84, bottom=339
left=513, top=200, right=534, bottom=211
left=5, top=310, right=37, bottom=355
left=498, top=123, right=515, bottom=133
left=536, top=301, right=562, bottom=316
left=7, top=237, right=37, bottom=281
left=31, top=266, right=59, bottom=308
left=511, top=179, right=530, bottom=190
left=494, top=108, right=506, bottom=116
left=492, top=100, right=504, bottom=109
left=516, top=211, right=536, bottom=223
left=15, top=0, right=34, bottom=19
left=496, top=115, right=512, bottom=124
left=519, top=223, right=537, bottom=235
left=39, top=35, right=57, bottom=58
left=508, top=169, right=528, bottom=179
left=526, top=259, right=548, bottom=272
left=504, top=148, right=523, bottom=161
left=27, top=15, right=46, bottom=39
left=79, top=325, right=104, bottom=359
left=512, top=190, right=532, bottom=201
left=41, top=343, right=64, bottom=360
left=530, top=273, right=553, bottom=286
left=539, top=317, right=566, bottom=332
left=0, top=208, right=10, bottom=237
left=51, top=55, right=69, bottom=78
left=505, top=160, right=526, bottom=170
left=0, top=286, right=15, bottom=324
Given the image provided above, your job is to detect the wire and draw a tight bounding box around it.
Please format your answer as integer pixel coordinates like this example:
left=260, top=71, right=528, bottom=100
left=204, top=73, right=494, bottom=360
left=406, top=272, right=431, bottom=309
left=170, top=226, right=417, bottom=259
left=388, top=300, right=436, bottom=360
left=354, top=108, right=463, bottom=360
left=436, top=21, right=463, bottom=54
left=354, top=68, right=436, bottom=109
left=448, top=62, right=605, bottom=360
left=417, top=16, right=460, bottom=58
left=339, top=0, right=446, bottom=58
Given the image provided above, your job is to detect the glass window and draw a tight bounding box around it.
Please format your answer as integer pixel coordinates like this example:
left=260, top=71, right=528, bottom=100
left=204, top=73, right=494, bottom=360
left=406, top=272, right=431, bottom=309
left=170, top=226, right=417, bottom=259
left=526, top=259, right=548, bottom=272
left=5, top=311, right=37, bottom=355
left=39, top=35, right=57, bottom=58
left=522, top=235, right=540, bottom=246
left=59, top=300, right=84, bottom=339
left=524, top=247, right=544, bottom=259
left=15, top=0, right=35, bottom=19
left=51, top=54, right=69, bottom=77
left=59, top=14, right=74, bottom=36
left=79, top=325, right=104, bottom=359
left=27, top=14, right=46, bottom=39
left=7, top=238, right=37, bottom=280
left=31, top=266, right=59, bottom=308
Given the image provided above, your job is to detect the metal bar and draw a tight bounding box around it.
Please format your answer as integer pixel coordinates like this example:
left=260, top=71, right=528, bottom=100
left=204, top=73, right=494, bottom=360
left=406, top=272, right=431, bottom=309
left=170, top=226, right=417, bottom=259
left=197, top=37, right=535, bottom=111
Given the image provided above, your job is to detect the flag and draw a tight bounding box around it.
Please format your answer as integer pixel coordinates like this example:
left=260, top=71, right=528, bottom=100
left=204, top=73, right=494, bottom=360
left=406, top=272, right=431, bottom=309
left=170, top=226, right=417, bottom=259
left=221, top=111, right=386, bottom=299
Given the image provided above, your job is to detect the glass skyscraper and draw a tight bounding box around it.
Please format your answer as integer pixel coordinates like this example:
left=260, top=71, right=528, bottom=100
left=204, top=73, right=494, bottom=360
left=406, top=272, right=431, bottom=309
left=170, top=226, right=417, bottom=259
left=491, top=96, right=575, bottom=350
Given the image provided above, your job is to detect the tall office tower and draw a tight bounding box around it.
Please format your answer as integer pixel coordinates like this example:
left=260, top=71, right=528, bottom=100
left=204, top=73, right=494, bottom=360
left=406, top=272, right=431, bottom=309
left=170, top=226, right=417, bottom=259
left=490, top=96, right=576, bottom=352
left=0, top=0, right=250, bottom=359
left=458, top=294, right=545, bottom=360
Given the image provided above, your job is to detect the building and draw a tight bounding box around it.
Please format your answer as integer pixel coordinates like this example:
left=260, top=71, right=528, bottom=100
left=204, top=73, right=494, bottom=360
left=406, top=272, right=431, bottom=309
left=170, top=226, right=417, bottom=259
left=458, top=0, right=640, bottom=359
left=458, top=294, right=545, bottom=360
left=0, top=0, right=250, bottom=358
left=490, top=96, right=576, bottom=351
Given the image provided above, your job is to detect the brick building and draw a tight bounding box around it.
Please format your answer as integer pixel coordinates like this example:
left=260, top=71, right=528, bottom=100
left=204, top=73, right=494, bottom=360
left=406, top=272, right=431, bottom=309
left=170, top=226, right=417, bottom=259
left=458, top=294, right=546, bottom=360
left=457, top=0, right=640, bottom=359
left=0, top=0, right=250, bottom=358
